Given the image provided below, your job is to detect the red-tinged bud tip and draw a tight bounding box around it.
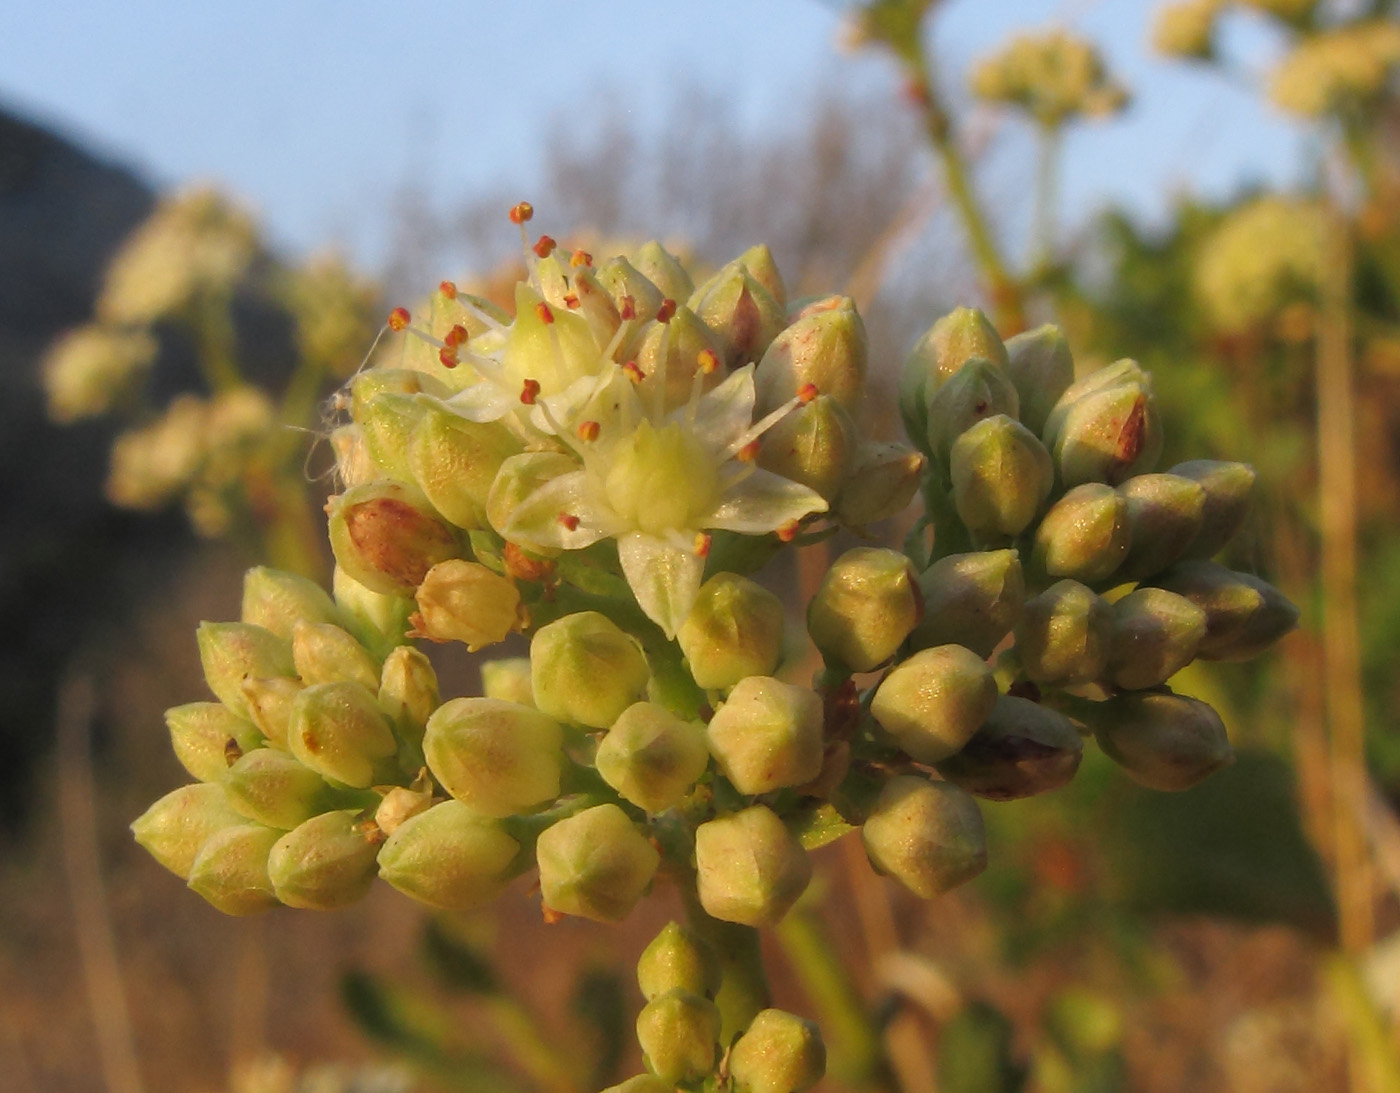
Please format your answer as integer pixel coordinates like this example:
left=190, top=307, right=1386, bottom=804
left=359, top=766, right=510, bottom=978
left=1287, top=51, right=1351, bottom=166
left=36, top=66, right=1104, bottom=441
left=570, top=249, right=592, bottom=268
left=438, top=347, right=459, bottom=368
left=563, top=293, right=580, bottom=309
left=697, top=349, right=721, bottom=375
left=535, top=301, right=554, bottom=324
left=736, top=440, right=761, bottom=463
left=557, top=512, right=580, bottom=532
left=657, top=298, right=678, bottom=323
left=577, top=420, right=600, bottom=442
left=509, top=202, right=534, bottom=225
left=694, top=533, right=712, bottom=558
left=797, top=382, right=819, bottom=404
left=622, top=361, right=645, bottom=384
left=619, top=295, right=637, bottom=320
left=387, top=307, right=411, bottom=332
left=777, top=519, right=801, bottom=542
left=520, top=378, right=541, bottom=404
left=438, top=280, right=458, bottom=299
left=533, top=234, right=557, bottom=258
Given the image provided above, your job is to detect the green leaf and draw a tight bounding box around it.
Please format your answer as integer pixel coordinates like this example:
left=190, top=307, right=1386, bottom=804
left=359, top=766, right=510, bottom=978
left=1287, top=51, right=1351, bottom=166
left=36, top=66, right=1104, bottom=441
left=789, top=801, right=857, bottom=850
left=938, top=1001, right=1029, bottom=1093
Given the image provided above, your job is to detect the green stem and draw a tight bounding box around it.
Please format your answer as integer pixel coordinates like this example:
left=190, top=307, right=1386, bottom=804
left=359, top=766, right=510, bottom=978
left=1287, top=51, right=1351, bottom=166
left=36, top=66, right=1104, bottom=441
left=483, top=996, right=579, bottom=1093
left=1031, top=122, right=1062, bottom=276
left=1324, top=955, right=1400, bottom=1093
left=679, top=883, right=770, bottom=1044
left=194, top=287, right=243, bottom=393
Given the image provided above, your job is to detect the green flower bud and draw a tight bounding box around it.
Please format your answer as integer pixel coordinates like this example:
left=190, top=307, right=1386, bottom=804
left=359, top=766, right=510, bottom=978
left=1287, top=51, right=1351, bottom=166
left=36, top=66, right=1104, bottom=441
left=925, top=358, right=1021, bottom=470
left=536, top=803, right=660, bottom=923
left=530, top=612, right=650, bottom=729
left=501, top=283, right=602, bottom=395
left=635, top=304, right=725, bottom=413
left=423, top=697, right=562, bottom=817
left=408, top=407, right=522, bottom=531
left=910, top=550, right=1025, bottom=659
left=597, top=255, right=667, bottom=326
left=636, top=989, right=722, bottom=1085
left=729, top=1009, right=826, bottom=1093
left=376, top=799, right=520, bottom=911
left=224, top=748, right=338, bottom=830
left=755, top=396, right=854, bottom=502
left=807, top=547, right=921, bottom=672
left=677, top=573, right=785, bottom=691
left=637, top=921, right=722, bottom=1002
left=1004, top=324, right=1074, bottom=438
left=377, top=645, right=438, bottom=743
left=949, top=415, right=1053, bottom=538
left=835, top=441, right=925, bottom=528
left=352, top=370, right=452, bottom=481
left=1091, top=690, right=1233, bottom=791
left=240, top=676, right=302, bottom=749
left=1106, top=588, right=1207, bottom=690
left=327, top=480, right=460, bottom=597
left=689, top=262, right=786, bottom=369
left=706, top=677, right=824, bottom=795
left=934, top=695, right=1082, bottom=801
left=555, top=263, right=624, bottom=349
left=1117, top=473, right=1208, bottom=581
left=1148, top=560, right=1298, bottom=661
left=1031, top=483, right=1131, bottom=585
left=479, top=657, right=535, bottom=706
left=860, top=774, right=986, bottom=898
left=240, top=566, right=340, bottom=642
left=196, top=622, right=295, bottom=720
left=900, top=307, right=1009, bottom=455
left=187, top=823, right=280, bottom=916
left=596, top=702, right=710, bottom=813
left=132, top=783, right=249, bottom=879
left=373, top=781, right=433, bottom=836
left=292, top=620, right=380, bottom=692
left=1014, top=580, right=1112, bottom=686
left=754, top=296, right=867, bottom=415
left=165, top=702, right=263, bottom=783
left=695, top=805, right=811, bottom=927
left=332, top=565, right=413, bottom=656
left=1171, top=459, right=1256, bottom=559
left=737, top=243, right=787, bottom=311
left=601, top=1076, right=672, bottom=1093
left=1050, top=371, right=1162, bottom=487
left=267, top=809, right=382, bottom=910
left=486, top=451, right=578, bottom=547
left=410, top=559, right=520, bottom=651
left=869, top=646, right=998, bottom=764
left=287, top=681, right=399, bottom=789
left=631, top=240, right=695, bottom=304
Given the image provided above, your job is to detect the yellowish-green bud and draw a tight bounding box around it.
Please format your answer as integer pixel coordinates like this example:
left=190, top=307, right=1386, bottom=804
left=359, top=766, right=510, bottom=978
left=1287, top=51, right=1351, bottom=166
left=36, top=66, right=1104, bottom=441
left=165, top=702, right=263, bottom=783
left=729, top=1009, right=827, bottom=1093
left=41, top=323, right=157, bottom=423
left=501, top=282, right=602, bottom=395
left=807, top=547, right=921, bottom=672
left=332, top=565, right=413, bottom=655
left=925, top=358, right=1021, bottom=471
left=1014, top=580, right=1112, bottom=686
left=536, top=803, right=660, bottom=923
left=377, top=800, right=520, bottom=911
left=196, top=622, right=295, bottom=720
left=677, top=573, right=785, bottom=691
left=287, top=681, right=399, bottom=789
left=132, top=783, right=248, bottom=879
left=631, top=240, right=694, bottom=304
left=596, top=702, right=710, bottom=813
left=240, top=676, right=302, bottom=749
left=479, top=657, right=535, bottom=706
left=635, top=304, right=725, bottom=413
left=327, top=480, right=460, bottom=597
left=352, top=369, right=451, bottom=480
left=756, top=395, right=854, bottom=502
left=870, top=646, right=998, bottom=764
left=423, top=697, right=562, bottom=817
left=1106, top=588, right=1207, bottom=690
left=755, top=296, right=867, bottom=414
left=410, top=559, right=520, bottom=651
left=292, top=620, right=380, bottom=692
left=861, top=774, right=986, bottom=898
left=267, top=809, right=382, bottom=910
left=1149, top=560, right=1299, bottom=661
left=1152, top=0, right=1221, bottom=60
left=935, top=695, right=1082, bottom=801
left=224, top=748, right=337, bottom=830
left=1091, top=690, right=1233, bottom=791
left=408, top=407, right=522, bottom=531
left=187, top=822, right=281, bottom=916
left=695, top=805, right=811, bottom=927
left=241, top=566, right=340, bottom=642
left=911, top=550, right=1024, bottom=659
left=638, top=921, right=722, bottom=1002
left=706, top=677, right=824, bottom=795
left=597, top=255, right=666, bottom=327
left=377, top=646, right=439, bottom=743
left=1117, top=473, right=1208, bottom=581
left=950, top=415, right=1054, bottom=538
left=737, top=243, right=787, bottom=311
left=900, top=308, right=1009, bottom=456
left=1054, top=378, right=1162, bottom=488
left=689, top=262, right=786, bottom=369
left=1032, top=483, right=1131, bottom=585
left=487, top=451, right=578, bottom=546
left=531, top=611, right=650, bottom=729
left=1171, top=459, right=1256, bottom=560
left=601, top=1077, right=672, bottom=1093
left=1004, top=324, right=1075, bottom=438
left=636, top=989, right=722, bottom=1085
left=835, top=441, right=925, bottom=528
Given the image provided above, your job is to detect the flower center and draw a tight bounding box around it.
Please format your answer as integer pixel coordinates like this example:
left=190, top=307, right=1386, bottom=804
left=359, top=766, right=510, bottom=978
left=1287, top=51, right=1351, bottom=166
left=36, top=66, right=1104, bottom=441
left=602, top=420, right=720, bottom=536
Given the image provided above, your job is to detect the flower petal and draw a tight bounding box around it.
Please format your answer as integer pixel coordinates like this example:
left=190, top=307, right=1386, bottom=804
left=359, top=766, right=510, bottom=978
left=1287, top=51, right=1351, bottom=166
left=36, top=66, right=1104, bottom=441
left=501, top=470, right=616, bottom=551
left=437, top=381, right=517, bottom=423
left=706, top=468, right=827, bottom=534
left=617, top=532, right=705, bottom=639
left=680, top=364, right=756, bottom=453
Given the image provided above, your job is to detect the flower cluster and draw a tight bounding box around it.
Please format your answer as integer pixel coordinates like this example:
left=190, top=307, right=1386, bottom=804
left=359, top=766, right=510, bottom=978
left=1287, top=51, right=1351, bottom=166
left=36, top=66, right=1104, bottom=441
left=969, top=30, right=1129, bottom=127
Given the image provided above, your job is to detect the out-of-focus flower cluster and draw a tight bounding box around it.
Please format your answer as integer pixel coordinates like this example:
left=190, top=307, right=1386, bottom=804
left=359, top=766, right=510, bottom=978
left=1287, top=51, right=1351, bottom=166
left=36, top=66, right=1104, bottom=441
left=969, top=30, right=1129, bottom=127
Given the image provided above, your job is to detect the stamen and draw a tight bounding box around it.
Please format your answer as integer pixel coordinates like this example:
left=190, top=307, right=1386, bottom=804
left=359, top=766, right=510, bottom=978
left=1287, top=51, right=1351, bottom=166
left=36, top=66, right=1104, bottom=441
left=387, top=307, right=411, bottom=332
left=509, top=202, right=534, bottom=225
left=563, top=293, right=580, bottom=309
left=598, top=316, right=631, bottom=364
left=520, top=379, right=541, bottom=404
left=557, top=512, right=580, bottom=532
left=686, top=348, right=722, bottom=425
left=570, top=249, right=592, bottom=268
left=736, top=439, right=761, bottom=462
left=619, top=295, right=637, bottom=321
left=439, top=281, right=458, bottom=299
left=621, top=361, right=645, bottom=385
left=777, top=519, right=801, bottom=542
left=694, top=532, right=712, bottom=558
left=653, top=320, right=671, bottom=419
left=724, top=389, right=814, bottom=459
left=798, top=382, right=818, bottom=404
left=697, top=349, right=721, bottom=375
left=535, top=302, right=555, bottom=325
left=438, top=347, right=459, bottom=369
left=656, top=298, right=677, bottom=323
left=533, top=235, right=557, bottom=258
left=444, top=324, right=469, bottom=348
left=577, top=420, right=600, bottom=442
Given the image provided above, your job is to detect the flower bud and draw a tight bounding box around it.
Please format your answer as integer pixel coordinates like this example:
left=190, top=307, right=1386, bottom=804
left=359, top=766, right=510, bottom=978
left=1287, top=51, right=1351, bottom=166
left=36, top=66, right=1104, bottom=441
left=870, top=646, right=998, bottom=764
left=755, top=296, right=867, bottom=414
left=423, top=697, right=562, bottom=817
left=536, top=803, right=660, bottom=923
left=729, top=1009, right=827, bottom=1093
left=186, top=823, right=280, bottom=916
left=486, top=451, right=578, bottom=546
left=900, top=307, right=1009, bottom=456
left=373, top=781, right=433, bottom=836
left=601, top=1077, right=672, bottom=1093
left=635, top=989, right=722, bottom=1085
left=292, top=621, right=380, bottom=692
left=637, top=921, right=722, bottom=1002
left=240, top=677, right=302, bottom=749
left=1015, top=580, right=1113, bottom=686
left=1148, top=560, right=1298, bottom=661
left=332, top=565, right=413, bottom=656
left=408, top=407, right=522, bottom=531
left=267, top=809, right=382, bottom=910
left=196, top=622, right=295, bottom=720
left=1053, top=375, right=1162, bottom=488
left=597, top=255, right=667, bottom=326
left=377, top=645, right=439, bottom=742
left=737, top=243, right=787, bottom=310
left=935, top=695, right=1083, bottom=801
left=807, top=547, right=921, bottom=672
left=355, top=391, right=430, bottom=482
left=755, top=395, right=854, bottom=502
left=327, top=481, right=460, bottom=597
left=1004, top=324, right=1074, bottom=438
left=695, top=805, right=811, bottom=927
left=1171, top=459, right=1256, bottom=559
left=1105, top=588, right=1207, bottom=690
left=596, top=702, right=710, bottom=813
left=1117, top=473, right=1207, bottom=581
left=835, top=441, right=925, bottom=528
left=132, top=783, right=249, bottom=879
left=479, top=657, right=535, bottom=706
left=165, top=702, right=263, bottom=783
left=635, top=304, right=725, bottom=413
left=924, top=359, right=1021, bottom=470
left=501, top=283, right=602, bottom=395
left=950, top=415, right=1053, bottom=538
left=689, top=262, right=786, bottom=369
left=1091, top=691, right=1233, bottom=791
left=530, top=612, right=650, bottom=729
left=287, top=681, right=399, bottom=789
left=410, top=559, right=520, bottom=651
left=706, top=677, right=824, bottom=795
left=910, top=550, right=1024, bottom=659
left=224, top=748, right=338, bottom=830
left=376, top=800, right=520, bottom=911
left=631, top=240, right=694, bottom=304
left=1031, top=483, right=1131, bottom=585
left=241, top=566, right=340, bottom=642
left=677, top=573, right=785, bottom=691
left=861, top=774, right=986, bottom=898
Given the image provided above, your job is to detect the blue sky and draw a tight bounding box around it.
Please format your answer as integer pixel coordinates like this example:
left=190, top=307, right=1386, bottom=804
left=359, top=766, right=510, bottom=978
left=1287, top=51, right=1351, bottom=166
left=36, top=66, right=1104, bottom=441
left=0, top=1, right=1310, bottom=268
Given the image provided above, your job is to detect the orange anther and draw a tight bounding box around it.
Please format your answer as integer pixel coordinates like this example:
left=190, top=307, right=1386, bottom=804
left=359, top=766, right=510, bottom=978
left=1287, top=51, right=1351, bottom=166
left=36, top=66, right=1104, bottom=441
left=535, top=301, right=554, bottom=324
left=777, top=519, right=801, bottom=542
left=797, top=382, right=818, bottom=404
left=656, top=298, right=677, bottom=323
left=694, top=533, right=712, bottom=558
left=576, top=420, right=600, bottom=442
left=570, top=249, right=592, bottom=268
left=622, top=360, right=645, bottom=384
left=533, top=234, right=557, bottom=258
left=438, top=280, right=458, bottom=299
left=736, top=439, right=761, bottom=462
left=557, top=512, right=580, bottom=532
left=444, top=324, right=468, bottom=347
left=520, top=378, right=541, bottom=404
left=438, top=347, right=459, bottom=369
left=619, top=295, right=637, bottom=320
left=387, top=306, right=411, bottom=331
left=697, top=348, right=720, bottom=375
left=509, top=201, right=534, bottom=224
left=563, top=293, right=580, bottom=309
